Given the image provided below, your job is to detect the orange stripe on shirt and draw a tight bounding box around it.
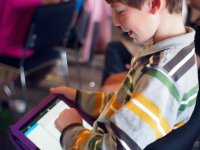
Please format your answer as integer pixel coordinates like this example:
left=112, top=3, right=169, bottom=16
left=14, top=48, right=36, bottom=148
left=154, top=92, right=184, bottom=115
left=93, top=93, right=105, bottom=116
left=126, top=101, right=163, bottom=139
left=174, top=121, right=185, bottom=128
left=132, top=93, right=172, bottom=133
left=107, top=96, right=122, bottom=117
left=72, top=129, right=92, bottom=150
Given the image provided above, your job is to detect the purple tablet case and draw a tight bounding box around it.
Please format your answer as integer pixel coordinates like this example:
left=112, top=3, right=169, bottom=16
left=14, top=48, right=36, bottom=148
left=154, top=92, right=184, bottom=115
left=9, top=94, right=94, bottom=150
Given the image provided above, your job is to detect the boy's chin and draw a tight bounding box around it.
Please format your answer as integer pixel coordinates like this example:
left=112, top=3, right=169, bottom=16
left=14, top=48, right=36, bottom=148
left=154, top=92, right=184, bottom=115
left=133, top=39, right=145, bottom=46
left=133, top=38, right=152, bottom=46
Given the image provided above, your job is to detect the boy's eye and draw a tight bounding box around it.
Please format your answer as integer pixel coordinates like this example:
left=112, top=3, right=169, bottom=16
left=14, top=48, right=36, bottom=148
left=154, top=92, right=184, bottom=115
left=118, top=10, right=124, bottom=14
left=114, top=9, right=125, bottom=15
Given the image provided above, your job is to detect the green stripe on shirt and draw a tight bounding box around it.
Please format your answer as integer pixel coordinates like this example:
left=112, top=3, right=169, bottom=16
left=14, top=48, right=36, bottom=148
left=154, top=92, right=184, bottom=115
left=182, top=84, right=199, bottom=101
left=88, top=135, right=103, bottom=150
left=145, top=68, right=180, bottom=102
left=179, top=98, right=196, bottom=111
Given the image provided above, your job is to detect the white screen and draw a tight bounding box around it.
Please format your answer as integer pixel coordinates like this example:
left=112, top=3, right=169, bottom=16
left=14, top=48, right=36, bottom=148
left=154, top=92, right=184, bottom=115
left=23, top=99, right=92, bottom=150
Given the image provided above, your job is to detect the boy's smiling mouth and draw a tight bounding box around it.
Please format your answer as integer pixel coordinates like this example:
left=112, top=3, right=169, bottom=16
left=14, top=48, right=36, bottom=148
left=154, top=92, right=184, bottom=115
left=121, top=27, right=134, bottom=39
left=128, top=31, right=133, bottom=37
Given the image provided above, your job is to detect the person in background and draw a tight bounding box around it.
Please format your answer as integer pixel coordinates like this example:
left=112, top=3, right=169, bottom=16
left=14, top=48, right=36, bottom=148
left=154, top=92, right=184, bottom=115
left=0, top=0, right=63, bottom=60
left=51, top=0, right=198, bottom=149
left=190, top=0, right=200, bottom=9
left=76, top=0, right=112, bottom=62
left=0, top=0, right=65, bottom=85
left=0, top=0, right=65, bottom=126
left=101, top=32, right=144, bottom=92
left=101, top=33, right=143, bottom=84
left=188, top=0, right=200, bottom=18
left=188, top=0, right=200, bottom=32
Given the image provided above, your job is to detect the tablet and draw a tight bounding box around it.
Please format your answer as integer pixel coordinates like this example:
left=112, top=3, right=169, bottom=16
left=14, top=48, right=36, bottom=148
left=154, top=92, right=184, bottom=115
left=9, top=94, right=93, bottom=150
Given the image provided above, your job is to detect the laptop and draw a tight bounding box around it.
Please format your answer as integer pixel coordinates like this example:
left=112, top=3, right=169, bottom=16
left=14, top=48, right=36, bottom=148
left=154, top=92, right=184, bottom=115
left=9, top=94, right=93, bottom=150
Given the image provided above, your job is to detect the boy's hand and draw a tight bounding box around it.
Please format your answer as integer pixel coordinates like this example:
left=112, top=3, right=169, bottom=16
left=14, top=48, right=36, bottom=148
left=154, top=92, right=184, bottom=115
left=50, top=86, right=77, bottom=102
left=55, top=108, right=82, bottom=132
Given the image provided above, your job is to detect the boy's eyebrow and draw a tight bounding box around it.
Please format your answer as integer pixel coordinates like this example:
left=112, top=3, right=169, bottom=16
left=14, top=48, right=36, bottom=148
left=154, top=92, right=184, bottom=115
left=110, top=3, right=116, bottom=7
left=110, top=2, right=121, bottom=8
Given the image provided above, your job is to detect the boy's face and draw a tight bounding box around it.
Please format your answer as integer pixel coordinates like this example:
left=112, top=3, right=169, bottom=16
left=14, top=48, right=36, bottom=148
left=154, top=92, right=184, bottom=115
left=111, top=2, right=160, bottom=44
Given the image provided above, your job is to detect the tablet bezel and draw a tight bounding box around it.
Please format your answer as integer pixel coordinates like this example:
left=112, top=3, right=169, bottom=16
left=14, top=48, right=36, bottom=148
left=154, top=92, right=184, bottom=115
left=10, top=94, right=94, bottom=149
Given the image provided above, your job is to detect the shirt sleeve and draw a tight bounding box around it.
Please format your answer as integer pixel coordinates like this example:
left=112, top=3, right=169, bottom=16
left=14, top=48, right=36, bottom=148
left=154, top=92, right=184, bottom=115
left=61, top=123, right=121, bottom=150
left=75, top=90, right=114, bottom=119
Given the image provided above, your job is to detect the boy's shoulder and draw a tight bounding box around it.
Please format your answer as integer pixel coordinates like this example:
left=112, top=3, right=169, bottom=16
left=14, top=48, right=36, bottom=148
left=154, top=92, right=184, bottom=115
left=154, top=26, right=195, bottom=54
left=141, top=27, right=196, bottom=73
left=140, top=27, right=195, bottom=61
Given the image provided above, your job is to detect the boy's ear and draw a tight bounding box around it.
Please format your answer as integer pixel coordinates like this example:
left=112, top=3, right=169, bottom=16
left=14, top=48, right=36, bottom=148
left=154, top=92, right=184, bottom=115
left=149, top=0, right=161, bottom=14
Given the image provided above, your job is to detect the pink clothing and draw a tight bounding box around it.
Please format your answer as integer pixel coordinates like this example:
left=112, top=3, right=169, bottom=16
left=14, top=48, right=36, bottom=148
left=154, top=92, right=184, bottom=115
left=80, top=0, right=112, bottom=62
left=0, top=0, right=42, bottom=58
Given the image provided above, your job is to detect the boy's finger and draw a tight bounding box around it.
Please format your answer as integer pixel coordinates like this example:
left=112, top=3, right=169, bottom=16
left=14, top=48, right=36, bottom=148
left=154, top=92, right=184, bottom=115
left=50, top=87, right=65, bottom=94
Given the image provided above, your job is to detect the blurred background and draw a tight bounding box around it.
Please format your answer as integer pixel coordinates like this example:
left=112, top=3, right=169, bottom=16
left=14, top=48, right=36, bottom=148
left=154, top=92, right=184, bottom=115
left=0, top=0, right=200, bottom=149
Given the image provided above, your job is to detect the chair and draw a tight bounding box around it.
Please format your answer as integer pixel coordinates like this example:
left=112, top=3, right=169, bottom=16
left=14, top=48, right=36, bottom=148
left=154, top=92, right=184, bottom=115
left=0, top=1, right=77, bottom=95
left=67, top=11, right=104, bottom=89
left=64, top=0, right=90, bottom=88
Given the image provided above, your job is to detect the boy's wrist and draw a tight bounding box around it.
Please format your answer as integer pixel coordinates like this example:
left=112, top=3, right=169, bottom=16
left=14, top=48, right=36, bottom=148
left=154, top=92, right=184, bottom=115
left=60, top=123, right=83, bottom=147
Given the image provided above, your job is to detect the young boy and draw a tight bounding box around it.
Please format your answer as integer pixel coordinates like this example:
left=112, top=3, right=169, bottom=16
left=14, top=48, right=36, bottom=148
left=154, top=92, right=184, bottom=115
left=51, top=0, right=199, bottom=149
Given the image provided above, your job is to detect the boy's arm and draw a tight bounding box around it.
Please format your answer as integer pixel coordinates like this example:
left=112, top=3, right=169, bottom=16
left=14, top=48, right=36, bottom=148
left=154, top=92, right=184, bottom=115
left=75, top=90, right=114, bottom=118
left=100, top=72, right=127, bottom=93
left=60, top=124, right=118, bottom=150
left=50, top=86, right=114, bottom=118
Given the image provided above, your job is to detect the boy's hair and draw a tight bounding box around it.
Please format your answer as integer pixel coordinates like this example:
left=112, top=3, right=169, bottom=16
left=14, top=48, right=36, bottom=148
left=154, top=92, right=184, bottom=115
left=105, top=0, right=183, bottom=14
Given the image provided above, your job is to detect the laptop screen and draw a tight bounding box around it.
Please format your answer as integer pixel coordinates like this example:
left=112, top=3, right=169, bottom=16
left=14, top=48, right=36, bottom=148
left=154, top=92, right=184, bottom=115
left=20, top=98, right=92, bottom=150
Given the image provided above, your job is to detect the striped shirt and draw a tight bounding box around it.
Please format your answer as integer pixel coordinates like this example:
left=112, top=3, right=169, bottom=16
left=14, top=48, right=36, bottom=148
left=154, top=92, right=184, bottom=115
left=61, top=27, right=199, bottom=150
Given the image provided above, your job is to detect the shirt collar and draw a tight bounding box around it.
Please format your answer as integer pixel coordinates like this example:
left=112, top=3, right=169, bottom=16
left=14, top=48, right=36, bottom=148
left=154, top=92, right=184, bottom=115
left=139, top=26, right=195, bottom=58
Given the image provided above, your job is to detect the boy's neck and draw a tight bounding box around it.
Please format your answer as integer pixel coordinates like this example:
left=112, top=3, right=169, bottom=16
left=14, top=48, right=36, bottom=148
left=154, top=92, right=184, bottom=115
left=153, top=13, right=186, bottom=44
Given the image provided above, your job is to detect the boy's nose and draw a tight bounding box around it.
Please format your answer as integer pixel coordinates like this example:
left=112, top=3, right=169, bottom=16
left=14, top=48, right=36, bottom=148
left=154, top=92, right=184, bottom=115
left=112, top=13, right=120, bottom=27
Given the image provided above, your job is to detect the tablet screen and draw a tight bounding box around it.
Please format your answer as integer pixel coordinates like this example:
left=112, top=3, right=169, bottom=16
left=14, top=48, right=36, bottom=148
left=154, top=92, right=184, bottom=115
left=20, top=98, right=92, bottom=150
